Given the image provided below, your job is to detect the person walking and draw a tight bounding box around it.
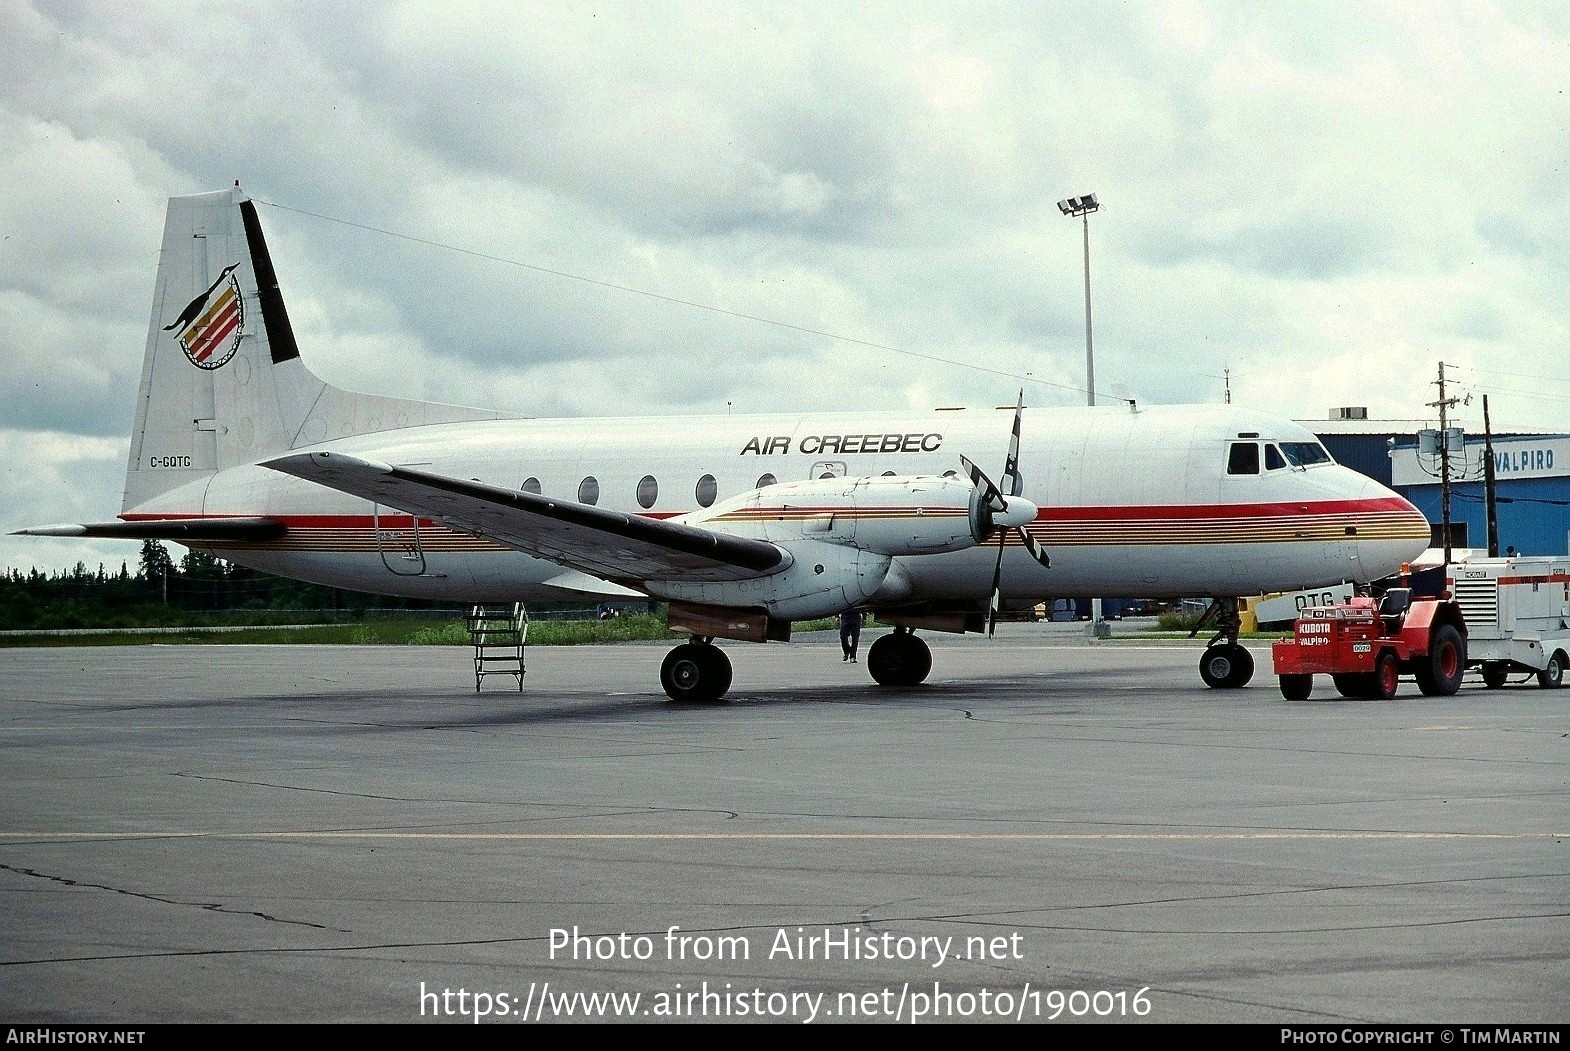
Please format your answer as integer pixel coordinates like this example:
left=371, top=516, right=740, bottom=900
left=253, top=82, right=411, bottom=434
left=838, top=610, right=863, bottom=663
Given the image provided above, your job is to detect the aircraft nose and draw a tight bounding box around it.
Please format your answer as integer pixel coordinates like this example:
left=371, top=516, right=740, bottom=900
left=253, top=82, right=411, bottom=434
left=1354, top=476, right=1431, bottom=578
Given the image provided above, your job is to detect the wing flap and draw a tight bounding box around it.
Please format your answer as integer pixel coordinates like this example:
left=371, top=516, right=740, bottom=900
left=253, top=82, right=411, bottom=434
left=263, top=451, right=785, bottom=582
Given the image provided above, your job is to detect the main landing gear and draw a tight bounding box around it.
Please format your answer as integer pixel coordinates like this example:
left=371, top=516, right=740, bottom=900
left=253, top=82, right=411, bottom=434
left=660, top=637, right=733, bottom=703
left=867, top=627, right=932, bottom=688
left=1195, top=597, right=1254, bottom=689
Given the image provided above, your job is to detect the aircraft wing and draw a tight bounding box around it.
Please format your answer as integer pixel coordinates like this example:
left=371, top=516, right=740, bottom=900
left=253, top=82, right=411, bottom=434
left=262, top=451, right=787, bottom=583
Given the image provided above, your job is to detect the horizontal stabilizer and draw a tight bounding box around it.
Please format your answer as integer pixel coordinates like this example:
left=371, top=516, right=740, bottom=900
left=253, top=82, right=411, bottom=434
left=263, top=451, right=786, bottom=583
left=13, top=518, right=286, bottom=542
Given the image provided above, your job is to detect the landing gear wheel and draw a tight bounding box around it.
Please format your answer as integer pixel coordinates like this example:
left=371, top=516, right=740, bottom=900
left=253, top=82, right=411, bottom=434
left=1538, top=651, right=1565, bottom=690
left=1481, top=662, right=1509, bottom=689
left=1279, top=674, right=1313, bottom=701
left=1414, top=624, right=1465, bottom=696
left=660, top=642, right=732, bottom=703
left=1199, top=643, right=1254, bottom=689
left=1373, top=651, right=1400, bottom=700
left=867, top=630, right=932, bottom=687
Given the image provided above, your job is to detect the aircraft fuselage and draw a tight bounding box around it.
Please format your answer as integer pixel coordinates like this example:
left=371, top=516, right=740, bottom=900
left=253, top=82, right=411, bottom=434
left=132, top=402, right=1429, bottom=606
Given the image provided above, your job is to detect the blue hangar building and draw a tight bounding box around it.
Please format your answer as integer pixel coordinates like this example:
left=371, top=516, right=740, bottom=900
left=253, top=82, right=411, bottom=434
left=1305, top=408, right=1569, bottom=557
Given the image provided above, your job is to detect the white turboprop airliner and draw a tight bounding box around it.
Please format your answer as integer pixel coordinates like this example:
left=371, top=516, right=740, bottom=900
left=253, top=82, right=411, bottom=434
left=17, top=188, right=1433, bottom=700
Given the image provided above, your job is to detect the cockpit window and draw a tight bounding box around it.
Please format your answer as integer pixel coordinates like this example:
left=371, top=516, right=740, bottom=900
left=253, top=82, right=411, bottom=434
left=1265, top=444, right=1287, bottom=471
left=1280, top=442, right=1332, bottom=467
left=1227, top=442, right=1260, bottom=475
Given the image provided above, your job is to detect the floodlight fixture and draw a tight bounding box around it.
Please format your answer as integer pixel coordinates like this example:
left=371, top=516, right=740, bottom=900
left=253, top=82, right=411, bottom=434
left=1056, top=194, right=1100, bottom=217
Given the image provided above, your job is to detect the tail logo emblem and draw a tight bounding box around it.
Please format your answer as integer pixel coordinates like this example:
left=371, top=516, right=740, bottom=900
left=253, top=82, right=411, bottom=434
left=166, top=263, right=244, bottom=370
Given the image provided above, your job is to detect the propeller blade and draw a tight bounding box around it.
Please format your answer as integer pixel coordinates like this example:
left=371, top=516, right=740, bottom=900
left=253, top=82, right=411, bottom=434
left=1001, top=389, right=1023, bottom=499
left=987, top=532, right=1005, bottom=637
left=960, top=454, right=1007, bottom=512
left=1016, top=527, right=1051, bottom=568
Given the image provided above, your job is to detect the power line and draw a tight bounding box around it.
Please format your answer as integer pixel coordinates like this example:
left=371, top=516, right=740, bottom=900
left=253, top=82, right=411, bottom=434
left=1455, top=380, right=1570, bottom=406
left=1453, top=364, right=1570, bottom=385
left=256, top=198, right=1115, bottom=403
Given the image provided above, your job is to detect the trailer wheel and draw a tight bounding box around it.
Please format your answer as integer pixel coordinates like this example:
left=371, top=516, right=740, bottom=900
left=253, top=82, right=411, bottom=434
left=1414, top=624, right=1465, bottom=696
left=1539, top=651, right=1565, bottom=690
left=1481, top=662, right=1509, bottom=689
left=1373, top=652, right=1400, bottom=700
left=1279, top=674, right=1313, bottom=701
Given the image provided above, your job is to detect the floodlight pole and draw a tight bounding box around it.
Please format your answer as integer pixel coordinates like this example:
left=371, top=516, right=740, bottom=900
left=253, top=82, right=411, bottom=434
left=1059, top=193, right=1104, bottom=631
left=1057, top=194, right=1101, bottom=406
left=1080, top=210, right=1096, bottom=408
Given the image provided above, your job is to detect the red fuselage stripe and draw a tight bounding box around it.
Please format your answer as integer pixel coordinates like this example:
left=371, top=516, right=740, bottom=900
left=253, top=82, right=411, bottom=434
left=122, top=497, right=1419, bottom=530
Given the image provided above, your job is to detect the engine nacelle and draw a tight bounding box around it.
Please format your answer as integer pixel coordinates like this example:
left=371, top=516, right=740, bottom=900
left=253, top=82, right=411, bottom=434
left=648, top=537, right=891, bottom=620
left=649, top=474, right=1038, bottom=620
left=687, top=474, right=1015, bottom=556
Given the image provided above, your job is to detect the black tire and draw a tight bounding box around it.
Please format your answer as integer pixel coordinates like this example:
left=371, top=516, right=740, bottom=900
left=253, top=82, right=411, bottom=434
left=1373, top=651, right=1400, bottom=700
left=1414, top=624, right=1465, bottom=696
left=1333, top=672, right=1371, bottom=699
left=661, top=643, right=731, bottom=702
left=1539, top=651, right=1565, bottom=690
left=867, top=632, right=932, bottom=687
left=700, top=644, right=733, bottom=698
left=1279, top=674, right=1313, bottom=701
left=1200, top=643, right=1253, bottom=689
left=1481, top=662, right=1509, bottom=689
left=1229, top=645, right=1255, bottom=687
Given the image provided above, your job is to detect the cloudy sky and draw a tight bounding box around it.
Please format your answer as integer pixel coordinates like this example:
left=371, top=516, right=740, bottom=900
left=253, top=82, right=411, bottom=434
left=3, top=0, right=1568, bottom=575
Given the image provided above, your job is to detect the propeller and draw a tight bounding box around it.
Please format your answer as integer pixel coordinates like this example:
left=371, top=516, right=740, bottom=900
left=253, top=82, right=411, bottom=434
left=960, top=391, right=1050, bottom=636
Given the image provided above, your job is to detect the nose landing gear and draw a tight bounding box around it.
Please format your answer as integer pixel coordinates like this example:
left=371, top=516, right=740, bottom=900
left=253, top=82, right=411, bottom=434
left=1195, top=597, right=1255, bottom=689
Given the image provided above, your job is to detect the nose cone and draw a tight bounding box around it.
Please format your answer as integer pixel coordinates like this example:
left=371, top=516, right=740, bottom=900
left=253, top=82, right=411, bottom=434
left=1355, top=476, right=1432, bottom=581
left=997, top=496, right=1039, bottom=530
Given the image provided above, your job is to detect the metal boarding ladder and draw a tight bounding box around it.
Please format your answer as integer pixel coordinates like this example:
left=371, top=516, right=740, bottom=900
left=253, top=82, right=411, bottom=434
left=467, top=603, right=527, bottom=692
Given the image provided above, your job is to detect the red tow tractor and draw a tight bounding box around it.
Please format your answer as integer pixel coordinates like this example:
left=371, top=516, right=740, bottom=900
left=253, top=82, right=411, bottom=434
left=1271, top=588, right=1467, bottom=700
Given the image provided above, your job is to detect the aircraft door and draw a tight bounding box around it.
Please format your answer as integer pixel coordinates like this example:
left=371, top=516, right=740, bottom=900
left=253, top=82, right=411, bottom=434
left=374, top=504, right=428, bottom=575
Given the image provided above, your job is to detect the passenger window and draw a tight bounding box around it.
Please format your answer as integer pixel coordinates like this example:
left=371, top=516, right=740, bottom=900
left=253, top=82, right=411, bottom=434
left=636, top=475, right=658, bottom=509
left=578, top=476, right=600, bottom=505
left=1227, top=442, right=1260, bottom=475
left=521, top=477, right=541, bottom=495
left=755, top=473, right=777, bottom=489
left=695, top=474, right=717, bottom=508
left=1265, top=445, right=1287, bottom=471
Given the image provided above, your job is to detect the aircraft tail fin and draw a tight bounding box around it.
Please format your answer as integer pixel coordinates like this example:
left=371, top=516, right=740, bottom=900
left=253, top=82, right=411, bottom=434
left=123, top=187, right=511, bottom=513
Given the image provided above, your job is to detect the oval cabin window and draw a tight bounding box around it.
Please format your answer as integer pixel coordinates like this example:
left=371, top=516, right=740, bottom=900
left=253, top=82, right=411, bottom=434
left=636, top=475, right=658, bottom=509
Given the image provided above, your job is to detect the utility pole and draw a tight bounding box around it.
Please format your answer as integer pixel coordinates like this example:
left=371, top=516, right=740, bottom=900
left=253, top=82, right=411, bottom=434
left=1483, top=394, right=1499, bottom=557
left=1223, top=367, right=1232, bottom=405
left=1426, top=362, right=1461, bottom=566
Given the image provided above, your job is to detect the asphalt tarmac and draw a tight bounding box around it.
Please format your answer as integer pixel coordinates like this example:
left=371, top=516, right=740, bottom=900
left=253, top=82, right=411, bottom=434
left=2, top=627, right=1565, bottom=1024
